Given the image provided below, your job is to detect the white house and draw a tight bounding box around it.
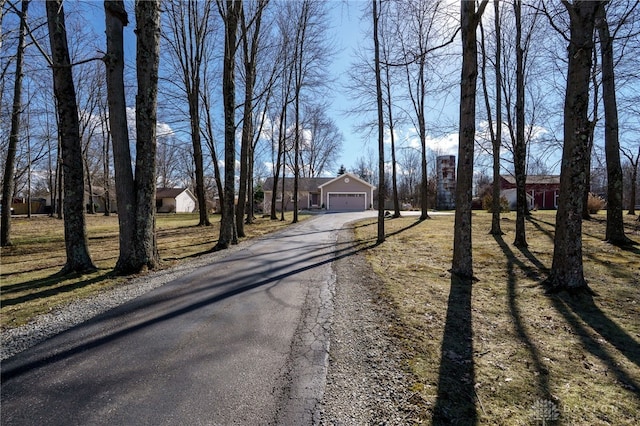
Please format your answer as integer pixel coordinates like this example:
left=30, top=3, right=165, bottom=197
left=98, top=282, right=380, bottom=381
left=156, top=188, right=197, bottom=213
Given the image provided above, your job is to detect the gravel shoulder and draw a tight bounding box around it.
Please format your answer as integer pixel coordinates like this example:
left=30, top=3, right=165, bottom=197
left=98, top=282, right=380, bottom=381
left=1, top=238, right=256, bottom=361
left=317, top=228, right=425, bottom=425
left=2, top=220, right=426, bottom=424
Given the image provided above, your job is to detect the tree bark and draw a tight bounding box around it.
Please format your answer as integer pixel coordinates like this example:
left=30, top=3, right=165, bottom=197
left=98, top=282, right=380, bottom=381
left=452, top=0, right=488, bottom=279
left=216, top=0, right=241, bottom=250
left=134, top=0, right=161, bottom=268
left=1, top=0, right=28, bottom=247
left=544, top=1, right=601, bottom=293
left=46, top=0, right=96, bottom=273
left=513, top=0, right=528, bottom=248
left=104, top=0, right=138, bottom=273
left=597, top=3, right=632, bottom=245
left=489, top=0, right=503, bottom=235
left=237, top=2, right=265, bottom=235
left=373, top=0, right=385, bottom=244
left=624, top=146, right=639, bottom=215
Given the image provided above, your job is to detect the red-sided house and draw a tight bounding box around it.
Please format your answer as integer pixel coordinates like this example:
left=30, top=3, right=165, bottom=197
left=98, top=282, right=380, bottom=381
left=499, top=175, right=560, bottom=210
left=262, top=172, right=376, bottom=212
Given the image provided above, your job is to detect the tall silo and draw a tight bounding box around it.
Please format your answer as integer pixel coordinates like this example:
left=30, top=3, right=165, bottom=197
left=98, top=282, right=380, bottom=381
left=436, top=155, right=456, bottom=210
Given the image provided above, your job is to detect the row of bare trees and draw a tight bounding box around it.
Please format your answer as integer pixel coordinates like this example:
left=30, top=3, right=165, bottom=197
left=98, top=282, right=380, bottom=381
left=1, top=0, right=339, bottom=274
left=364, top=0, right=638, bottom=293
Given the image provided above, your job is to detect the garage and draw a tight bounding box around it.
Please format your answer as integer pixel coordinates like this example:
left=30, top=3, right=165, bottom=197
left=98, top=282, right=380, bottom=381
left=319, top=173, right=375, bottom=212
left=327, top=193, right=366, bottom=211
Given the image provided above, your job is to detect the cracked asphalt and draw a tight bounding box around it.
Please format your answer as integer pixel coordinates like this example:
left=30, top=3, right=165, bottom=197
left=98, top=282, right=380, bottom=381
left=1, top=212, right=377, bottom=426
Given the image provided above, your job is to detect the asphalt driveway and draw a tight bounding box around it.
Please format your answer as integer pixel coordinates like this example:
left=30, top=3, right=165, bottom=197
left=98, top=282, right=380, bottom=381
left=1, top=211, right=376, bottom=426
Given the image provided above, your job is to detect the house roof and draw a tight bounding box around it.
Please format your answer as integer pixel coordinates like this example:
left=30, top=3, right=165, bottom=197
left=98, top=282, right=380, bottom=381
left=500, top=175, right=560, bottom=185
left=262, top=177, right=334, bottom=192
left=156, top=187, right=194, bottom=199
left=318, top=172, right=376, bottom=189
left=262, top=173, right=377, bottom=192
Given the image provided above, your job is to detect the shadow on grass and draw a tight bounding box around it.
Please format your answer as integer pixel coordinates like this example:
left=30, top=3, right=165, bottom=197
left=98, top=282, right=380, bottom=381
left=526, top=215, right=555, bottom=243
left=1, top=271, right=114, bottom=307
left=386, top=218, right=424, bottom=238
left=432, top=274, right=477, bottom=424
left=494, top=235, right=553, bottom=401
left=548, top=292, right=640, bottom=393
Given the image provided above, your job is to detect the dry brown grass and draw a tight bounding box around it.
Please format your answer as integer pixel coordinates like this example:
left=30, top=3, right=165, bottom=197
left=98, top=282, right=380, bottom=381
left=353, top=210, right=640, bottom=425
left=0, top=213, right=302, bottom=329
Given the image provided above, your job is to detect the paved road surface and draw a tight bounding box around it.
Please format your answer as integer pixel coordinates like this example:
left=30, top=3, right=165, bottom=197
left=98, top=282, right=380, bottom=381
left=1, top=212, right=376, bottom=426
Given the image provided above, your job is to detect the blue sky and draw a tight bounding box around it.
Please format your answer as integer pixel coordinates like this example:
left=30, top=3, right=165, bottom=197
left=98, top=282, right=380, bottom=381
left=79, top=0, right=461, bottom=175
left=327, top=1, right=461, bottom=173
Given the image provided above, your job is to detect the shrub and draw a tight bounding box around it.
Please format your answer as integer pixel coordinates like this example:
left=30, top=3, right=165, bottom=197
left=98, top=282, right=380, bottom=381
left=482, top=194, right=510, bottom=212
left=587, top=193, right=606, bottom=214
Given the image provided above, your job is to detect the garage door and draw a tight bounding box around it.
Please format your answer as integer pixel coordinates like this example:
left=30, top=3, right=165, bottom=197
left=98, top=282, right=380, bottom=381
left=328, top=193, right=366, bottom=211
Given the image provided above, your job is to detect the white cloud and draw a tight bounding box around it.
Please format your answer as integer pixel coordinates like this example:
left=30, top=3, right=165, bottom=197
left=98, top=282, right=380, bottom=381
left=396, top=127, right=459, bottom=156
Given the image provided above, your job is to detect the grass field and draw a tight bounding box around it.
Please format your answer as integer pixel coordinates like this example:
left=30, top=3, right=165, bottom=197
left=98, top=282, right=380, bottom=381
left=352, top=210, right=640, bottom=425
left=1, top=210, right=639, bottom=424
left=0, top=213, right=302, bottom=329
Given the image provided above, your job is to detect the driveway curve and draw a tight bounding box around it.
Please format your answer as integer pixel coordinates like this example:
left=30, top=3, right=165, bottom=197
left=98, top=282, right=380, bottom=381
left=1, top=212, right=378, bottom=426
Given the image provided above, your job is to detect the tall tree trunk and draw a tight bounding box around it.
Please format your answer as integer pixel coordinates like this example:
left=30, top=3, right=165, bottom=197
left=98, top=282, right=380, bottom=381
left=46, top=0, right=96, bottom=273
left=134, top=0, right=161, bottom=268
left=237, top=85, right=252, bottom=235
left=597, top=3, right=631, bottom=245
left=293, top=93, right=300, bottom=223
left=292, top=4, right=308, bottom=225
left=100, top=93, right=111, bottom=217
left=452, top=0, right=488, bottom=279
left=188, top=89, right=210, bottom=226
left=202, top=87, right=224, bottom=210
left=270, top=128, right=282, bottom=220
left=583, top=47, right=599, bottom=220
left=237, top=3, right=264, bottom=235
left=85, top=155, right=95, bottom=214
left=485, top=0, right=503, bottom=235
left=105, top=0, right=137, bottom=273
left=513, top=0, right=528, bottom=248
left=373, top=0, right=385, bottom=244
left=383, top=65, right=400, bottom=218
left=216, top=0, right=241, bottom=250
left=2, top=0, right=28, bottom=247
left=626, top=146, right=639, bottom=215
left=418, top=58, right=430, bottom=222
left=544, top=1, right=601, bottom=293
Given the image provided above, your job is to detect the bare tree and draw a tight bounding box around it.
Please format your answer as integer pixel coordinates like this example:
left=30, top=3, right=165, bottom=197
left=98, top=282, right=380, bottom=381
left=133, top=0, right=162, bottom=268
left=200, top=50, right=224, bottom=211
left=451, top=0, right=488, bottom=280
left=104, top=0, right=162, bottom=272
left=597, top=1, right=634, bottom=245
left=46, top=0, right=95, bottom=273
left=512, top=0, right=529, bottom=247
left=163, top=0, right=213, bottom=226
left=479, top=0, right=503, bottom=235
left=236, top=0, right=268, bottom=237
left=394, top=0, right=451, bottom=221
left=215, top=0, right=241, bottom=250
left=1, top=0, right=28, bottom=247
left=298, top=103, right=342, bottom=177
left=104, top=0, right=137, bottom=272
left=622, top=144, right=639, bottom=215
left=373, top=0, right=385, bottom=243
left=544, top=0, right=602, bottom=294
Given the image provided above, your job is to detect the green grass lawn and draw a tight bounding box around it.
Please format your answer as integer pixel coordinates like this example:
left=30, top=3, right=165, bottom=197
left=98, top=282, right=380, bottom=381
left=353, top=210, right=639, bottom=425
